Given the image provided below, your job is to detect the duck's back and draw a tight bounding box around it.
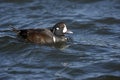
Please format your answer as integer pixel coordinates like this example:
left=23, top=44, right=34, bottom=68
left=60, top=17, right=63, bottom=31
left=18, top=29, right=54, bottom=44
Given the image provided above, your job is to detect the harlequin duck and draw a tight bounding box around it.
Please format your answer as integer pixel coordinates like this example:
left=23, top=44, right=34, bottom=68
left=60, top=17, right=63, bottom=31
left=12, top=22, right=73, bottom=44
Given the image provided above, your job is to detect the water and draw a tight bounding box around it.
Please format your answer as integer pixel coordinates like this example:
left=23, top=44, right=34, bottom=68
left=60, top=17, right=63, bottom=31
left=0, top=0, right=120, bottom=80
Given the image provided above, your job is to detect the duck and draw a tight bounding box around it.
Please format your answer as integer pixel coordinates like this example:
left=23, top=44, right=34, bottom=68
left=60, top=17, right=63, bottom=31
left=12, top=22, right=73, bottom=44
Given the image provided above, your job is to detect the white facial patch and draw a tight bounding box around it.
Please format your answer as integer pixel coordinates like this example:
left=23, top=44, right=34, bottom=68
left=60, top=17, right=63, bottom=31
left=63, top=24, right=67, bottom=33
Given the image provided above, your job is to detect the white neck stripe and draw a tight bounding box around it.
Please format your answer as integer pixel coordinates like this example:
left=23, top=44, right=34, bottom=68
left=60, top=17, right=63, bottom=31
left=53, top=36, right=56, bottom=43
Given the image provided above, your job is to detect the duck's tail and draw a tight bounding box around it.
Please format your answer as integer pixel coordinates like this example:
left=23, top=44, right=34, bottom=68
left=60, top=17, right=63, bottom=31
left=10, top=25, right=20, bottom=34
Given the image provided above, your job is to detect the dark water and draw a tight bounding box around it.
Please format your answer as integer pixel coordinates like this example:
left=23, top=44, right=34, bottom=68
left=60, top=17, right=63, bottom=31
left=0, top=0, right=120, bottom=80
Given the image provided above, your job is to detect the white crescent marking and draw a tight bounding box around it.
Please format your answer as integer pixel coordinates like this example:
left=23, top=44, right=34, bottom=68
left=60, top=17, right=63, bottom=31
left=63, top=24, right=67, bottom=33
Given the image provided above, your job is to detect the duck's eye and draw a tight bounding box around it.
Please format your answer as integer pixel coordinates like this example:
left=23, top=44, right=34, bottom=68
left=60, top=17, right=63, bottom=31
left=56, top=27, right=59, bottom=30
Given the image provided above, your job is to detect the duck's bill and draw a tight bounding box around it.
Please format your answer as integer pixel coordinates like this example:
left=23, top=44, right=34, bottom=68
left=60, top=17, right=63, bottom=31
left=66, top=30, right=73, bottom=34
